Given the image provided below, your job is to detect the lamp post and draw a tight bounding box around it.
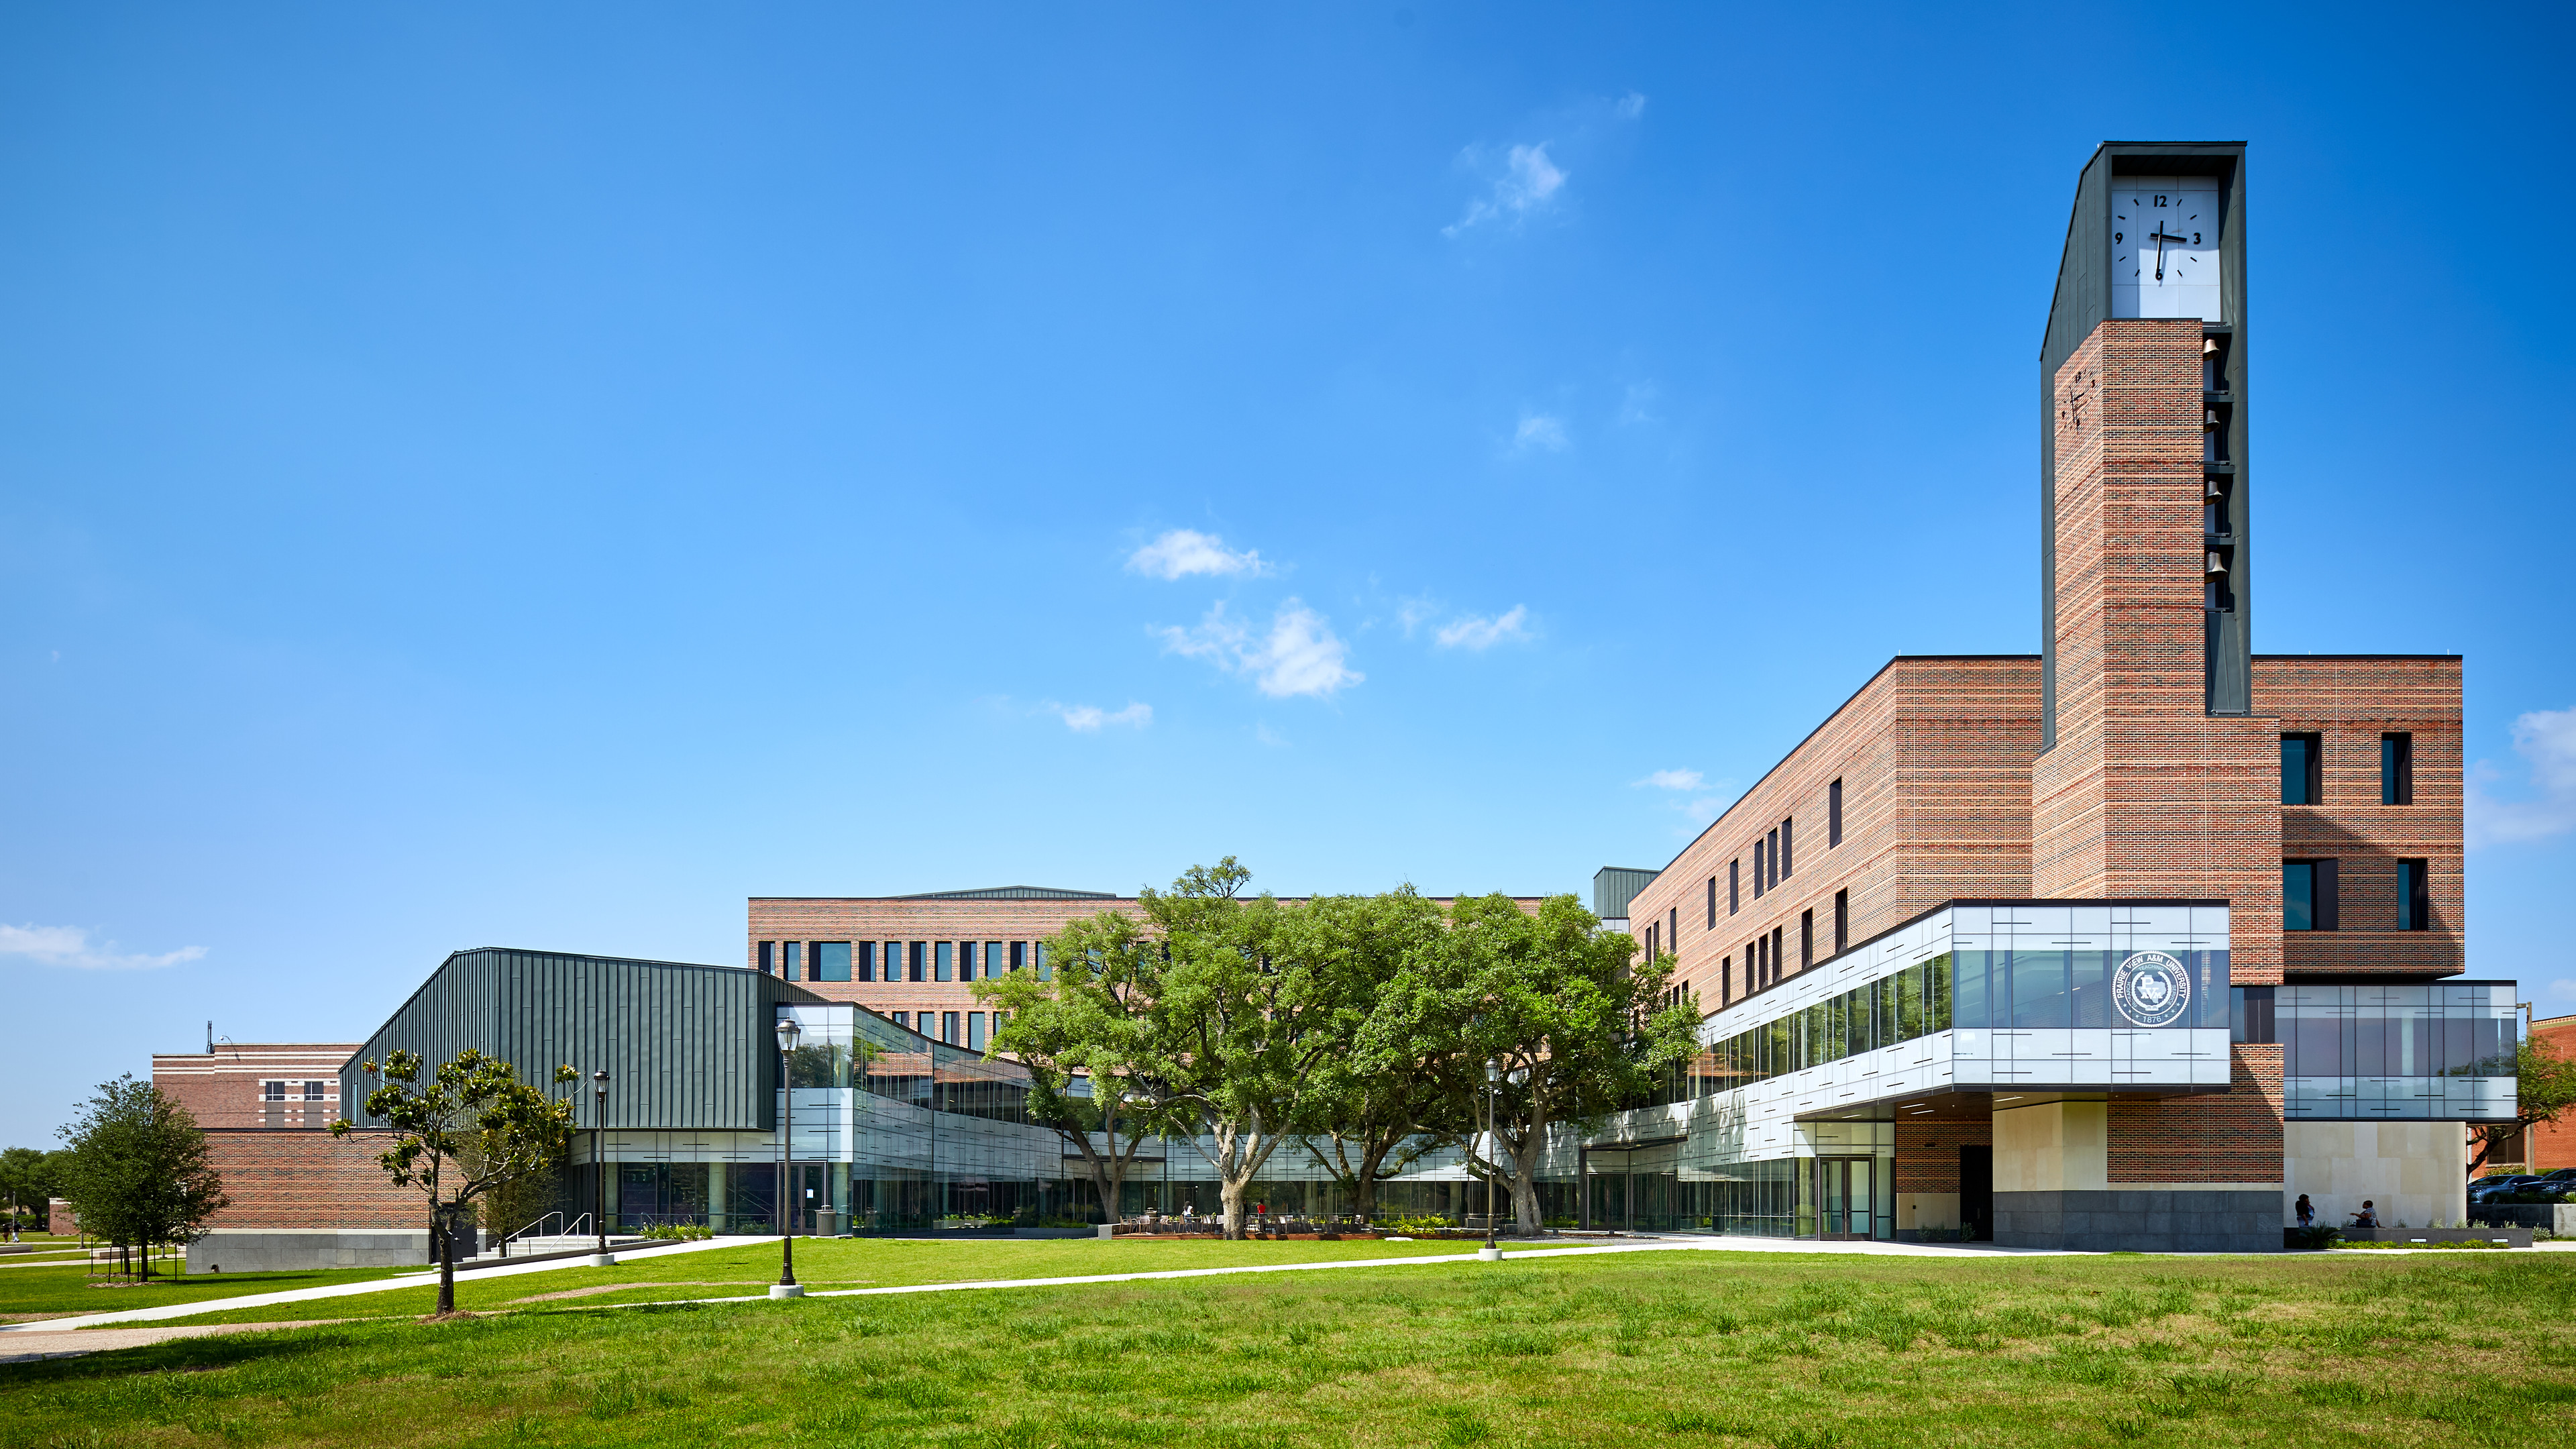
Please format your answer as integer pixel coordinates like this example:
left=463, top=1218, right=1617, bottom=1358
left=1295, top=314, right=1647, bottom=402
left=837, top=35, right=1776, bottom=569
left=770, top=1016, right=804, bottom=1299
left=1479, top=1059, right=1502, bottom=1261
left=588, top=1070, right=614, bottom=1267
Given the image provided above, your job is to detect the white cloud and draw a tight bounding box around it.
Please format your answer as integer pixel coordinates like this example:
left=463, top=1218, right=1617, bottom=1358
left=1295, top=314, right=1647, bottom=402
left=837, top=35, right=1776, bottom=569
left=1126, top=529, right=1271, bottom=581
left=1397, top=595, right=1438, bottom=639
left=1444, top=142, right=1567, bottom=235
left=1616, top=91, right=1647, bottom=120
left=1155, top=599, right=1361, bottom=699
left=1435, top=605, right=1533, bottom=651
left=1617, top=380, right=1660, bottom=426
left=2469, top=706, right=2576, bottom=847
left=0, top=923, right=206, bottom=971
left=1054, top=702, right=1152, bottom=732
left=1634, top=768, right=1705, bottom=792
left=1512, top=414, right=1568, bottom=453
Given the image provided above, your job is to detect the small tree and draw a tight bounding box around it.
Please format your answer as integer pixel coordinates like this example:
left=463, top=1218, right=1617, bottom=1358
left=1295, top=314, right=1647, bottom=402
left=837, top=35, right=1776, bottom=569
left=2470, top=1034, right=2576, bottom=1175
left=977, top=910, right=1173, bottom=1223
left=56, top=1076, right=229, bottom=1279
left=0, top=1146, right=69, bottom=1239
left=332, top=1049, right=578, bottom=1315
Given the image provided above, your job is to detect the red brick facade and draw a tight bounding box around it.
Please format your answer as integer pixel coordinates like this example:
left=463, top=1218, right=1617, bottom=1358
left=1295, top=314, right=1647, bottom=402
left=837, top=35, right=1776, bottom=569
left=153, top=1044, right=354, bottom=1131
left=200, top=1130, right=423, bottom=1230
left=2108, top=1046, right=2284, bottom=1184
left=1893, top=1117, right=1993, bottom=1194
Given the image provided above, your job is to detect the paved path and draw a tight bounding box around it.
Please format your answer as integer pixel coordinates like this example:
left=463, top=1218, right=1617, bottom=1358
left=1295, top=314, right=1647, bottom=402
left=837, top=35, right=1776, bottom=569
left=0, top=1320, right=347, bottom=1366
left=10, top=1231, right=2561, bottom=1347
left=0, top=1234, right=749, bottom=1335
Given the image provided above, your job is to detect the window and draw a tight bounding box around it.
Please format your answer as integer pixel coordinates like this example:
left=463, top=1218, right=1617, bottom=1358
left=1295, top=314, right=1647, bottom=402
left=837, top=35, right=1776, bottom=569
left=909, top=941, right=926, bottom=982
left=262, top=1081, right=286, bottom=1101
left=2284, top=859, right=2339, bottom=931
left=1752, top=936, right=1765, bottom=987
left=303, top=1080, right=325, bottom=1100
left=1800, top=910, right=1813, bottom=969
left=941, top=1012, right=961, bottom=1045
left=1010, top=941, right=1027, bottom=971
left=2280, top=733, right=2322, bottom=805
left=1780, top=818, right=1793, bottom=878
left=857, top=942, right=875, bottom=982
left=1771, top=925, right=1784, bottom=980
left=1667, top=906, right=1678, bottom=955
left=2382, top=733, right=2414, bottom=805
left=935, top=942, right=954, bottom=981
left=1644, top=922, right=1658, bottom=963
left=889, top=1010, right=909, bottom=1031
left=782, top=941, right=804, bottom=982
left=968, top=1013, right=986, bottom=1051
left=2229, top=986, right=2277, bottom=1044
left=984, top=941, right=1002, bottom=979
left=1767, top=828, right=1780, bottom=888
left=815, top=942, right=851, bottom=982
left=1729, top=861, right=1741, bottom=914
left=1833, top=890, right=1849, bottom=955
left=2398, top=859, right=2430, bottom=930
left=1752, top=841, right=1765, bottom=898
left=1829, top=779, right=1843, bottom=847
left=1706, top=877, right=1715, bottom=929
left=1721, top=955, right=1733, bottom=1004
left=1035, top=942, right=1051, bottom=981
left=757, top=941, right=775, bottom=975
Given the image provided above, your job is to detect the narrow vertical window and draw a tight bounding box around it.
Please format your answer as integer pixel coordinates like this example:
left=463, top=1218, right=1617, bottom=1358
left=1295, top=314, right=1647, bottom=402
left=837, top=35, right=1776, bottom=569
left=1645, top=922, right=1658, bottom=963
left=984, top=941, right=1002, bottom=979
left=968, top=1013, right=986, bottom=1051
left=1752, top=841, right=1766, bottom=898
left=1772, top=925, right=1784, bottom=979
left=858, top=942, right=876, bottom=982
left=2280, top=733, right=2322, bottom=805
left=1668, top=906, right=1678, bottom=956
left=1035, top=943, right=1051, bottom=981
left=1721, top=955, right=1732, bottom=1004
left=2381, top=733, right=2414, bottom=806
left=1706, top=876, right=1716, bottom=929
left=782, top=941, right=804, bottom=982
left=1833, top=890, right=1849, bottom=954
left=1829, top=778, right=1843, bottom=847
left=1010, top=941, right=1027, bottom=971
left=1729, top=861, right=1741, bottom=914
left=1800, top=910, right=1813, bottom=968
left=935, top=942, right=954, bottom=981
left=2283, top=861, right=2316, bottom=932
left=1767, top=828, right=1781, bottom=888
left=757, top=941, right=775, bottom=975
left=2397, top=859, right=2429, bottom=930
left=888, top=941, right=904, bottom=982
left=910, top=941, right=927, bottom=982
left=889, top=1010, right=910, bottom=1031
left=942, top=1012, right=961, bottom=1045
left=1780, top=818, right=1793, bottom=878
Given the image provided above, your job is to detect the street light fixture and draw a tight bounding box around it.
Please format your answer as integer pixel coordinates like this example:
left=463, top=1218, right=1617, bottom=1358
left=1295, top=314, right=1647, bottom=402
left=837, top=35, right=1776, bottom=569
left=588, top=1069, right=615, bottom=1267
left=1479, top=1059, right=1502, bottom=1262
left=770, top=1016, right=804, bottom=1299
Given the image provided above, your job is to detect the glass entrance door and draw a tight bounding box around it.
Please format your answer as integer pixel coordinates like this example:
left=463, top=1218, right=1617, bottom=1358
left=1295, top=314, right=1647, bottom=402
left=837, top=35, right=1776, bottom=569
left=1815, top=1158, right=1872, bottom=1240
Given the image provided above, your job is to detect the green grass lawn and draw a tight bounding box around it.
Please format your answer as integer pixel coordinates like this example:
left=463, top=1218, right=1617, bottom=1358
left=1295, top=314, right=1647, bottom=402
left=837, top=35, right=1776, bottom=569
left=158, top=1235, right=1521, bottom=1326
left=1, top=1248, right=2569, bottom=1448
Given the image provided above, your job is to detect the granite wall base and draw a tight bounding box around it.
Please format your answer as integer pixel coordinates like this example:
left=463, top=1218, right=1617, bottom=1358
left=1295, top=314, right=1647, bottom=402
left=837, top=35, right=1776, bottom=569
left=1994, top=1189, right=2279, bottom=1252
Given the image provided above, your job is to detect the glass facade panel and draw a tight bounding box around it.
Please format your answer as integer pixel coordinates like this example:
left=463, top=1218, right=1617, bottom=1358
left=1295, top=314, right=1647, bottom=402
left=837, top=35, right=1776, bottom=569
left=1034, top=943, right=1051, bottom=981
left=2070, top=951, right=2110, bottom=1028
left=2010, top=950, right=2069, bottom=1029
left=1955, top=950, right=1988, bottom=1030
left=2279, top=981, right=2520, bottom=1120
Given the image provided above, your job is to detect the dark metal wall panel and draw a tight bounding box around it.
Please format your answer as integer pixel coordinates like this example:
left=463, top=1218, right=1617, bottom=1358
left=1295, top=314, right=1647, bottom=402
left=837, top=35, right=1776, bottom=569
left=341, top=949, right=804, bottom=1133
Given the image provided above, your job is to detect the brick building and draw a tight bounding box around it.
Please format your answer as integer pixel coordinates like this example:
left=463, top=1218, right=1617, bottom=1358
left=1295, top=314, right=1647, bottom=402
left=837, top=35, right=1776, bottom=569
left=747, top=888, right=1540, bottom=1053
left=1612, top=142, right=2512, bottom=1249
left=150, top=1042, right=418, bottom=1231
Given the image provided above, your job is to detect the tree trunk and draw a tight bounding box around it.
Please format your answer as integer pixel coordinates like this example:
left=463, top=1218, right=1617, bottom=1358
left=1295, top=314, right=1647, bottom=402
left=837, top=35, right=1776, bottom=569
left=1219, top=1175, right=1249, bottom=1240
left=435, top=1214, right=456, bottom=1314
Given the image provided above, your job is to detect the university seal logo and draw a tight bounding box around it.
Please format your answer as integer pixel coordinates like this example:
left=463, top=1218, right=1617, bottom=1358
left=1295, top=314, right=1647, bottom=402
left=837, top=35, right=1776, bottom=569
left=2112, top=951, right=2192, bottom=1028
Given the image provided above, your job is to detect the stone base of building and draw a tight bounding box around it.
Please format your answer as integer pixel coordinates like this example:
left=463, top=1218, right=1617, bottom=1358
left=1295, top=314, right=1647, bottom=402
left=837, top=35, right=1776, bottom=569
left=1993, top=1187, right=2279, bottom=1252
left=186, top=1228, right=432, bottom=1273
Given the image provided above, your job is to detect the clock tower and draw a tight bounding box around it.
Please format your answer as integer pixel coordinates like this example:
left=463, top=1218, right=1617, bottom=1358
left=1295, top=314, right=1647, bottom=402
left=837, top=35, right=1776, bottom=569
left=2039, top=142, right=2249, bottom=742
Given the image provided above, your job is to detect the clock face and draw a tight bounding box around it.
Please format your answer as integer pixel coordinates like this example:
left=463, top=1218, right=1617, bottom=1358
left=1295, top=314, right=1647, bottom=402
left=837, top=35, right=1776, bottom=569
left=2111, top=176, right=2222, bottom=321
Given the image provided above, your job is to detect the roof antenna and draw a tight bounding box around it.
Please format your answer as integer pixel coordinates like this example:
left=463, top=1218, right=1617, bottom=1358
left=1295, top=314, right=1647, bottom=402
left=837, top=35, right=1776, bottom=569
left=206, top=1020, right=214, bottom=1055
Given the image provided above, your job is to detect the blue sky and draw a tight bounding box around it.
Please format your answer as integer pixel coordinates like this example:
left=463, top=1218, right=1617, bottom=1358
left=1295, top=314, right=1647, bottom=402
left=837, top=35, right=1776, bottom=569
left=3, top=3, right=2571, bottom=1146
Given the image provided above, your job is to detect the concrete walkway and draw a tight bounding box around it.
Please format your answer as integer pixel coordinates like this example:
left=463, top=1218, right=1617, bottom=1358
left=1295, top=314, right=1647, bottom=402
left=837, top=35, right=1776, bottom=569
left=0, top=1234, right=750, bottom=1335
left=0, top=1320, right=347, bottom=1367
left=9, top=1231, right=2560, bottom=1348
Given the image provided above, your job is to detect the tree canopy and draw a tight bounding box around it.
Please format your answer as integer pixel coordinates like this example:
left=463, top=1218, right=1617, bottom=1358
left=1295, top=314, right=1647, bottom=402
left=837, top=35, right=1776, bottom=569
left=56, top=1075, right=229, bottom=1276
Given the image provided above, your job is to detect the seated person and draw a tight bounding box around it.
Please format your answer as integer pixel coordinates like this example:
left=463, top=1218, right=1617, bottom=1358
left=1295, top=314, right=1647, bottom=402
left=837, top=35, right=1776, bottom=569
left=2349, top=1199, right=2379, bottom=1228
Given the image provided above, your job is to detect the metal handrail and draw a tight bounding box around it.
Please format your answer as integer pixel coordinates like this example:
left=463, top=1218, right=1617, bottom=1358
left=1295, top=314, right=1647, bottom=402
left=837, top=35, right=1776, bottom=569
left=497, top=1211, right=590, bottom=1256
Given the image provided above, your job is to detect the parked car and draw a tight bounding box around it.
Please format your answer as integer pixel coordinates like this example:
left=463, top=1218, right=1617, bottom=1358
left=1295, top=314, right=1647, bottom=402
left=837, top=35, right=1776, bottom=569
left=2469, top=1176, right=2544, bottom=1203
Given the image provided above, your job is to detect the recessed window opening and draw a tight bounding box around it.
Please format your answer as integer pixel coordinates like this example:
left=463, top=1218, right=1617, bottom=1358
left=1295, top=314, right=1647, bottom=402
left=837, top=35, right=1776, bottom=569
left=1833, top=890, right=1849, bottom=955
left=2398, top=859, right=2430, bottom=931
left=2381, top=733, right=2414, bottom=806
left=2280, top=733, right=2322, bottom=805
left=1828, top=780, right=1843, bottom=847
